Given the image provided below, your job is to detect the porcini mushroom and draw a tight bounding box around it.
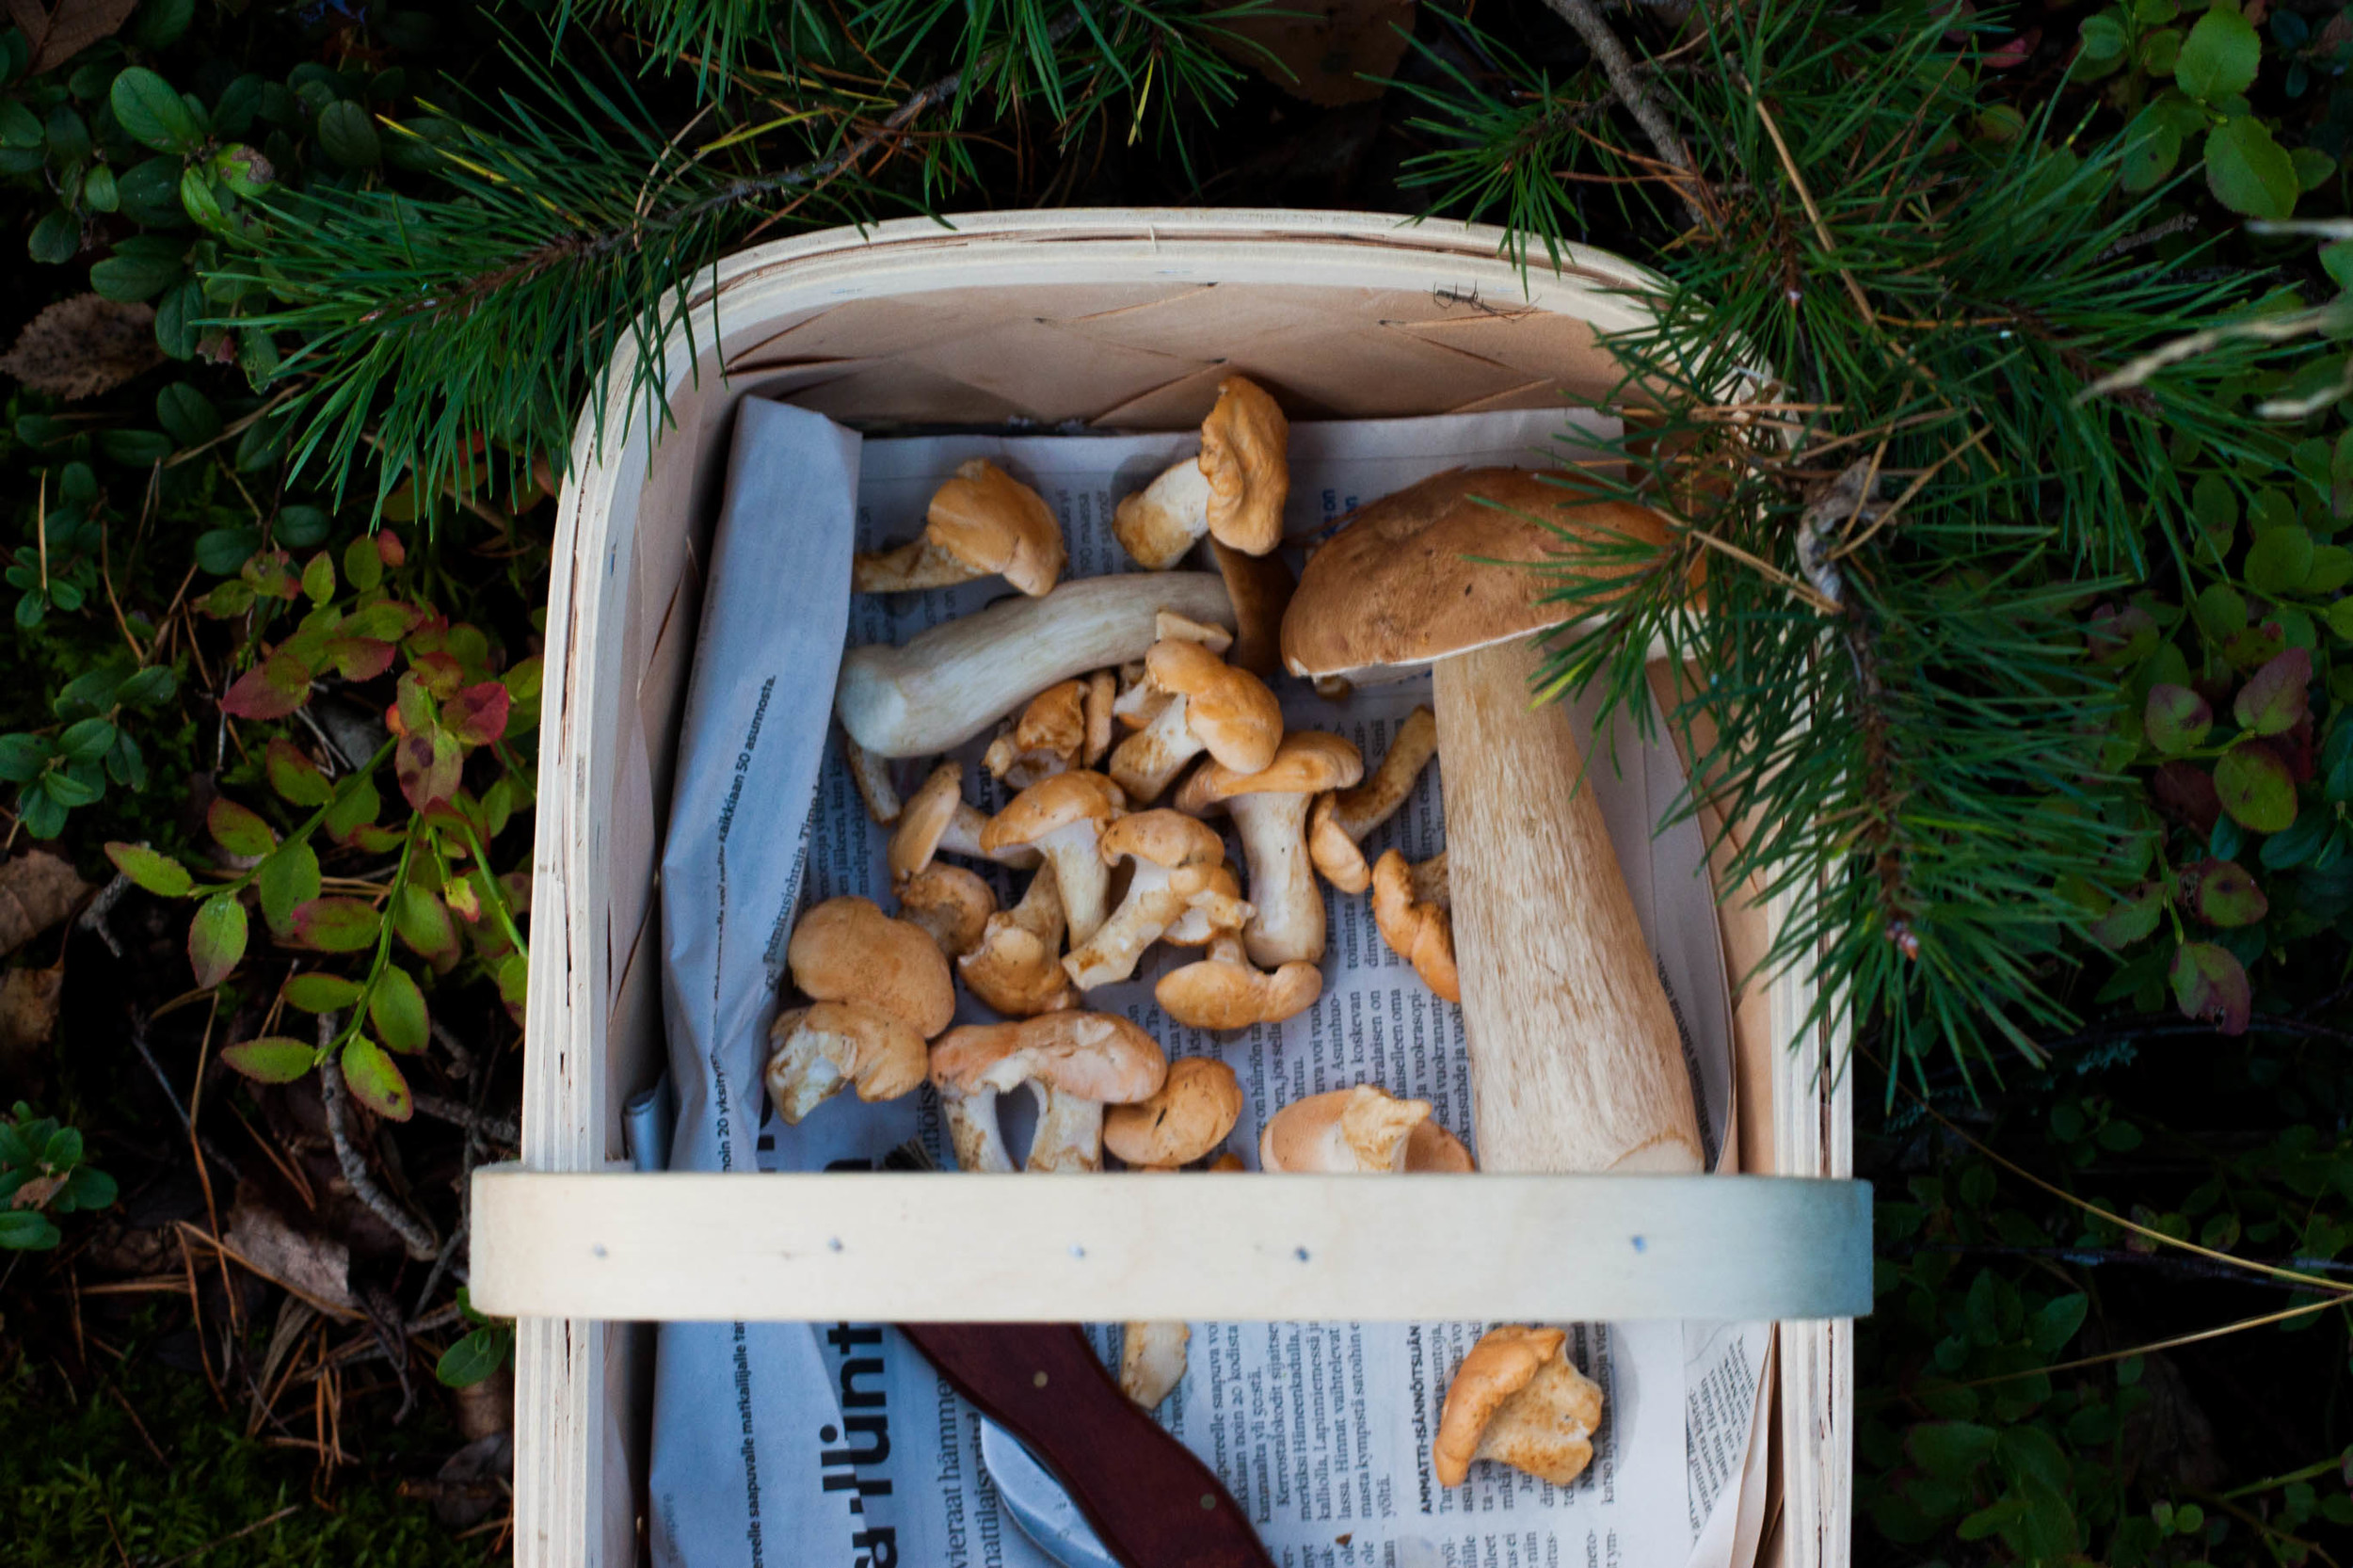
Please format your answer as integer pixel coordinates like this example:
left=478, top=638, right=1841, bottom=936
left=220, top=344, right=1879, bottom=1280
left=764, top=1001, right=928, bottom=1124
left=1370, top=849, right=1458, bottom=1003
left=898, top=864, right=997, bottom=960
left=980, top=772, right=1124, bottom=947
left=1308, top=706, right=1438, bottom=894
left=1280, top=467, right=1702, bottom=1175
left=1106, top=638, right=1284, bottom=804
left=929, top=1012, right=1168, bottom=1173
left=890, top=761, right=1042, bottom=887
left=1103, top=1056, right=1244, bottom=1170
left=838, top=573, right=1235, bottom=758
left=1112, top=376, right=1289, bottom=568
left=1433, top=1326, right=1605, bottom=1489
left=959, top=867, right=1078, bottom=1016
left=1063, top=811, right=1230, bottom=990
left=1258, top=1084, right=1474, bottom=1173
left=851, top=458, right=1067, bottom=597
left=786, top=895, right=955, bottom=1040
left=1175, top=731, right=1363, bottom=968
left=984, top=680, right=1088, bottom=788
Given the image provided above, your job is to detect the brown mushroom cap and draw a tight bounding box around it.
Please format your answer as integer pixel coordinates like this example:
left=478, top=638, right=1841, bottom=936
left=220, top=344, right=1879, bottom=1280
left=1154, top=936, right=1321, bottom=1031
left=984, top=679, right=1088, bottom=783
left=930, top=1012, right=1169, bottom=1104
left=927, top=458, right=1068, bottom=598
left=1144, top=638, right=1283, bottom=775
left=1199, top=376, right=1289, bottom=556
left=979, top=770, right=1124, bottom=854
left=1160, top=866, right=1245, bottom=946
left=889, top=762, right=967, bottom=885
left=958, top=869, right=1078, bottom=1017
left=1098, top=808, right=1225, bottom=877
left=1103, top=1056, right=1244, bottom=1168
left=1176, top=730, right=1364, bottom=815
left=1279, top=468, right=1671, bottom=682
left=1432, top=1325, right=1604, bottom=1489
left=897, top=864, right=997, bottom=959
left=764, top=1000, right=929, bottom=1123
left=787, top=896, right=957, bottom=1037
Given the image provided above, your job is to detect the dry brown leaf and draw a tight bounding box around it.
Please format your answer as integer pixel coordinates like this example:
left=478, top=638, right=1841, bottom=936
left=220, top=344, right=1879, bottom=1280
left=7, top=0, right=140, bottom=72
left=226, top=1192, right=355, bottom=1310
left=0, top=852, right=89, bottom=958
left=0, top=295, right=163, bottom=402
left=0, top=963, right=63, bottom=1054
left=1219, top=0, right=1417, bottom=106
left=10, top=1171, right=65, bottom=1209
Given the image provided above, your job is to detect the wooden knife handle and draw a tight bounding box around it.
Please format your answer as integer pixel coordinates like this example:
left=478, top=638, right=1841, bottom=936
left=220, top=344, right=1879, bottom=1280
left=899, top=1321, right=1273, bottom=1568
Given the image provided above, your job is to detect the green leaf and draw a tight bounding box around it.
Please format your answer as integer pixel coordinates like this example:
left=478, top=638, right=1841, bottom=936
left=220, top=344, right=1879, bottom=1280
left=58, top=717, right=115, bottom=764
left=2247, top=525, right=2315, bottom=596
left=2293, top=147, right=2336, bottom=191
left=2079, top=12, right=2129, bottom=60
left=264, top=738, right=332, bottom=806
left=2187, top=857, right=2267, bottom=925
left=344, top=534, right=384, bottom=592
left=368, top=965, right=429, bottom=1054
left=301, top=552, right=335, bottom=604
left=2176, top=5, right=2261, bottom=100
left=2207, top=117, right=2299, bottom=219
left=2234, top=648, right=2311, bottom=735
left=394, top=884, right=458, bottom=959
left=1908, top=1421, right=1999, bottom=1479
left=257, top=840, right=322, bottom=934
left=316, top=101, right=381, bottom=170
left=88, top=248, right=183, bottom=303
left=117, top=665, right=176, bottom=708
left=221, top=1035, right=317, bottom=1083
left=28, top=210, right=79, bottom=266
left=2027, top=1292, right=2089, bottom=1354
left=496, top=951, right=528, bottom=1017
left=2090, top=882, right=2164, bottom=947
left=207, top=796, right=277, bottom=857
left=219, top=648, right=312, bottom=721
left=2171, top=940, right=2252, bottom=1032
left=109, top=68, right=202, bottom=154
left=339, top=1037, right=412, bottom=1120
left=435, top=1323, right=513, bottom=1386
left=282, top=972, right=363, bottom=1013
left=2324, top=242, right=2353, bottom=294
left=2195, top=581, right=2248, bottom=639
left=2215, top=743, right=2297, bottom=832
left=0, top=1210, right=62, bottom=1250
left=1956, top=1494, right=2028, bottom=1541
left=289, top=896, right=380, bottom=952
left=104, top=841, right=192, bottom=897
left=188, top=892, right=247, bottom=987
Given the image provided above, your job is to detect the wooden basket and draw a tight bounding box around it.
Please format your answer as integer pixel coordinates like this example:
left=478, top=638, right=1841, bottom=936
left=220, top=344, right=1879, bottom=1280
left=471, top=209, right=1864, bottom=1568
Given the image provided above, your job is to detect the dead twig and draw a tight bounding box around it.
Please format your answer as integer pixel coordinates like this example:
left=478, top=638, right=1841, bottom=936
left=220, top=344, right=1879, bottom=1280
left=412, top=1093, right=518, bottom=1147
left=1538, top=0, right=1709, bottom=230
left=316, top=1016, right=440, bottom=1262
left=75, top=869, right=130, bottom=956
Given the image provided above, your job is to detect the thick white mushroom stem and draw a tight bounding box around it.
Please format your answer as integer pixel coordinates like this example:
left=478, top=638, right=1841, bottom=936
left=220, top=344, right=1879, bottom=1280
left=1113, top=458, right=1215, bottom=570
left=940, top=1079, right=1104, bottom=1173
left=1121, top=1320, right=1192, bottom=1411
left=941, top=1084, right=1018, bottom=1173
left=1227, top=791, right=1322, bottom=968
left=1109, top=695, right=1207, bottom=803
left=1033, top=824, right=1112, bottom=948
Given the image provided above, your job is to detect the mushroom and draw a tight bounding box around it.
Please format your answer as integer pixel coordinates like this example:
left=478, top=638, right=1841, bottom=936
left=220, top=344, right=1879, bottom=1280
left=1258, top=1084, right=1474, bottom=1173
left=786, top=895, right=955, bottom=1040
left=1081, top=669, right=1116, bottom=767
left=897, top=864, right=997, bottom=960
left=1112, top=376, right=1289, bottom=568
left=980, top=772, right=1125, bottom=947
left=1103, top=1056, right=1244, bottom=1170
left=1160, top=864, right=1246, bottom=947
left=1280, top=467, right=1701, bottom=1175
left=1112, top=614, right=1233, bottom=732
left=1156, top=930, right=1321, bottom=1031
left=1309, top=705, right=1438, bottom=894
left=842, top=732, right=901, bottom=825
left=764, top=1001, right=927, bottom=1124
left=1175, top=731, right=1363, bottom=968
left=1062, top=811, right=1230, bottom=990
left=1106, top=638, right=1284, bottom=805
left=890, top=761, right=1042, bottom=887
left=838, top=573, right=1235, bottom=758
left=1370, top=849, right=1458, bottom=1003
left=1433, top=1326, right=1605, bottom=1489
left=959, top=866, right=1079, bottom=1016
left=984, top=680, right=1088, bottom=788
left=1209, top=538, right=1295, bottom=680
left=928, top=1012, right=1168, bottom=1173
left=1121, top=1322, right=1191, bottom=1414
left=851, top=458, right=1067, bottom=597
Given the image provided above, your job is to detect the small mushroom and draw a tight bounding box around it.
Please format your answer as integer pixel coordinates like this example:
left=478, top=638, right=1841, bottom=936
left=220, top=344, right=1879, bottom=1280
left=979, top=772, right=1125, bottom=947
left=786, top=895, right=956, bottom=1040
left=1112, top=376, right=1289, bottom=568
left=1258, top=1084, right=1474, bottom=1173
left=851, top=458, right=1067, bottom=597
left=1108, top=638, right=1284, bottom=805
left=1176, top=731, right=1363, bottom=967
left=898, top=864, right=997, bottom=960
left=890, top=762, right=1043, bottom=887
left=1063, top=811, right=1229, bottom=991
left=1121, top=1321, right=1191, bottom=1414
left=929, top=1013, right=1169, bottom=1173
left=842, top=733, right=901, bottom=825
left=1160, top=865, right=1248, bottom=947
left=1371, top=849, right=1458, bottom=1003
left=1081, top=670, right=1116, bottom=767
left=764, top=1001, right=928, bottom=1124
left=984, top=680, right=1088, bottom=788
left=959, top=866, right=1079, bottom=1017
left=1103, top=1056, right=1244, bottom=1171
left=1156, top=931, right=1321, bottom=1031
left=1309, top=706, right=1438, bottom=894
left=1432, top=1326, right=1605, bottom=1489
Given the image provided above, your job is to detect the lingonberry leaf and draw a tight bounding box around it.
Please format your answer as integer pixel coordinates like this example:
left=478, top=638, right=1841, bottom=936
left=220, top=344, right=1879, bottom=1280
left=188, top=892, right=247, bottom=987
left=2087, top=604, right=2157, bottom=665
left=104, top=840, right=191, bottom=897
left=340, top=1037, right=412, bottom=1120
left=288, top=895, right=381, bottom=952
left=2233, top=647, right=2312, bottom=737
left=2144, top=685, right=2212, bottom=755
left=2215, top=742, right=2298, bottom=833
left=2170, top=941, right=2252, bottom=1034
left=220, top=1035, right=316, bottom=1083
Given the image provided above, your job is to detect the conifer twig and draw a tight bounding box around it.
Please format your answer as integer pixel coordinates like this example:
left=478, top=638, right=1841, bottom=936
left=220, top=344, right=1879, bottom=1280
left=1538, top=0, right=1708, bottom=228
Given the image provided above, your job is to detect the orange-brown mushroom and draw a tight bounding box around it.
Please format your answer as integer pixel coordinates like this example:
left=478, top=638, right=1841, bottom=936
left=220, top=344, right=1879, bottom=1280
left=1432, top=1325, right=1605, bottom=1489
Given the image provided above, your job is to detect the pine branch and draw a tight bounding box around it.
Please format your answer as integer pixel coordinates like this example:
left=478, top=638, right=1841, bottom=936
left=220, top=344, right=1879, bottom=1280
left=1536, top=0, right=1706, bottom=228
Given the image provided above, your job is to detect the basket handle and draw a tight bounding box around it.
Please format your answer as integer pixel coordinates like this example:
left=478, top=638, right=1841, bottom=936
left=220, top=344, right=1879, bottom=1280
left=470, top=1167, right=1870, bottom=1322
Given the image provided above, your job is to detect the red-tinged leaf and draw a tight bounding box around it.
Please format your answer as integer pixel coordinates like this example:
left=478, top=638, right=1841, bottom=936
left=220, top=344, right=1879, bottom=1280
left=2151, top=760, right=2222, bottom=836
left=188, top=893, right=247, bottom=987
left=2215, top=743, right=2297, bottom=834
left=324, top=635, right=397, bottom=681
left=323, top=774, right=382, bottom=847
left=408, top=649, right=464, bottom=697
left=2233, top=648, right=2312, bottom=737
left=264, top=738, right=332, bottom=807
left=243, top=551, right=298, bottom=600
left=2089, top=883, right=2163, bottom=949
left=368, top=965, right=429, bottom=1053
left=2185, top=858, right=2268, bottom=927
left=207, top=796, right=277, bottom=858
left=220, top=648, right=312, bottom=720
left=199, top=580, right=256, bottom=618
left=2143, top=685, right=2212, bottom=755
left=339, top=1037, right=411, bottom=1121
left=2087, top=604, right=2157, bottom=665
left=2170, top=941, right=2252, bottom=1034
left=288, top=896, right=381, bottom=952
left=282, top=972, right=363, bottom=1013
left=392, top=672, right=434, bottom=738
left=104, top=841, right=191, bottom=897
left=351, top=824, right=405, bottom=855
left=395, top=727, right=462, bottom=811
left=444, top=872, right=483, bottom=923
left=501, top=871, right=531, bottom=915
left=344, top=600, right=425, bottom=641
left=2264, top=718, right=2315, bottom=785
left=376, top=530, right=406, bottom=567
left=221, top=1035, right=317, bottom=1084
left=496, top=951, right=528, bottom=1022
left=394, top=884, right=458, bottom=960
left=257, top=840, right=322, bottom=935
left=443, top=681, right=510, bottom=747
left=301, top=551, right=336, bottom=604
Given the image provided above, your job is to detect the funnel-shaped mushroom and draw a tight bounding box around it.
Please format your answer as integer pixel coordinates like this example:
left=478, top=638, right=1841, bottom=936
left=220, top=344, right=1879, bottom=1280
left=1063, top=811, right=1229, bottom=990
left=1309, top=706, right=1438, bottom=894
left=1433, top=1325, right=1605, bottom=1488
left=852, top=458, right=1066, bottom=597
left=1112, top=376, right=1289, bottom=568
left=1259, top=1084, right=1473, bottom=1173
left=1175, top=731, right=1362, bottom=968
left=890, top=761, right=1043, bottom=886
left=786, top=895, right=955, bottom=1040
left=958, top=866, right=1078, bottom=1017
left=1280, top=467, right=1700, bottom=1175
left=980, top=772, right=1124, bottom=947
left=1103, top=1056, right=1243, bottom=1170
left=1156, top=931, right=1321, bottom=1031
left=929, top=1013, right=1167, bottom=1173
left=1107, top=638, right=1283, bottom=804
left=1370, top=849, right=1458, bottom=1003
left=984, top=679, right=1088, bottom=788
left=764, top=1002, right=927, bottom=1124
left=897, top=864, right=996, bottom=960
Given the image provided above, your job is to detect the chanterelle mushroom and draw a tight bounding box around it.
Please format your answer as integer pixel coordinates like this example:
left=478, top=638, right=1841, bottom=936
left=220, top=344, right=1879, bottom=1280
left=897, top=864, right=997, bottom=960
left=1176, top=731, right=1362, bottom=967
left=984, top=680, right=1087, bottom=788
left=980, top=772, right=1124, bottom=947
left=764, top=1002, right=927, bottom=1124
left=929, top=1013, right=1168, bottom=1173
left=1112, top=376, right=1289, bottom=568
left=890, top=761, right=1042, bottom=886
left=1063, top=811, right=1231, bottom=991
left=786, top=895, right=955, bottom=1040
left=1259, top=1084, right=1474, bottom=1173
left=1103, top=1056, right=1244, bottom=1170
left=1371, top=849, right=1458, bottom=1003
left=1309, top=705, right=1438, bottom=894
left=958, top=866, right=1078, bottom=1017
left=851, top=458, right=1066, bottom=597
left=1107, top=637, right=1283, bottom=805
left=1433, top=1326, right=1605, bottom=1489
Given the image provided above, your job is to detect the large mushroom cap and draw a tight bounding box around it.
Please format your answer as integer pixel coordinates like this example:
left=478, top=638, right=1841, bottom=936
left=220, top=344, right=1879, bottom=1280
left=1103, top=1056, right=1244, bottom=1168
left=1279, top=468, right=1671, bottom=682
left=787, top=895, right=956, bottom=1038
left=979, top=771, right=1123, bottom=854
left=1432, top=1325, right=1604, bottom=1488
left=927, top=458, right=1068, bottom=597
left=1176, top=730, right=1363, bottom=813
left=930, top=1012, right=1169, bottom=1103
